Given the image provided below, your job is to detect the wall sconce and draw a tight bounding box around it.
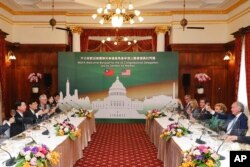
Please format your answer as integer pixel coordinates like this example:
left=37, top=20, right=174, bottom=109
left=8, top=51, right=16, bottom=60
left=223, top=51, right=232, bottom=61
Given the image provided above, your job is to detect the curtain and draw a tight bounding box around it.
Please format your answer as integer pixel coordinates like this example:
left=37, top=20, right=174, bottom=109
left=234, top=36, right=243, bottom=100
left=80, top=29, right=159, bottom=52
left=245, top=32, right=250, bottom=109
left=0, top=37, right=6, bottom=121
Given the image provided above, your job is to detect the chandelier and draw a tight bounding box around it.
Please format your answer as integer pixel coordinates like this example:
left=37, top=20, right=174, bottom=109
left=101, top=36, right=137, bottom=45
left=92, top=0, right=144, bottom=27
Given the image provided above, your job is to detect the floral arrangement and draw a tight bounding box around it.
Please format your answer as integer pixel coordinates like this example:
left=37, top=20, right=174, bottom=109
left=146, top=109, right=166, bottom=120
left=194, top=73, right=211, bottom=83
left=15, top=144, right=60, bottom=167
left=160, top=122, right=188, bottom=141
left=71, top=108, right=94, bottom=119
left=54, top=121, right=81, bottom=141
left=28, top=73, right=42, bottom=83
left=180, top=145, right=221, bottom=167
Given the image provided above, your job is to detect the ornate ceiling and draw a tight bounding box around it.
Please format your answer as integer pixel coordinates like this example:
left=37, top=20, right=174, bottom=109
left=0, top=0, right=244, bottom=13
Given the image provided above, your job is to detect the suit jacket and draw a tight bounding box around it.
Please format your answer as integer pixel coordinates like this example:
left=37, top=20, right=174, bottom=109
left=0, top=123, right=10, bottom=135
left=237, top=136, right=250, bottom=144
left=192, top=108, right=212, bottom=120
left=10, top=111, right=33, bottom=137
left=228, top=113, right=248, bottom=136
left=24, top=109, right=41, bottom=124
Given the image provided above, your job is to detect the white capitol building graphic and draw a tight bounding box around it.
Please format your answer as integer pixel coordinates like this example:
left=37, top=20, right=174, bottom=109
left=92, top=76, right=144, bottom=119
left=59, top=77, right=177, bottom=119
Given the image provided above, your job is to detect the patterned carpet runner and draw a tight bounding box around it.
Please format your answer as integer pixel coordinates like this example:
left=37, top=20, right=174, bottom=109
left=74, top=123, right=163, bottom=167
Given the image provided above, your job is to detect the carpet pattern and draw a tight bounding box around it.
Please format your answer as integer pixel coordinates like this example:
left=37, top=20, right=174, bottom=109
left=74, top=123, right=163, bottom=167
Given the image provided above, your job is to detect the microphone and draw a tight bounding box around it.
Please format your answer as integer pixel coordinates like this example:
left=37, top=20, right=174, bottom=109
left=40, top=125, right=49, bottom=135
left=168, top=105, right=176, bottom=121
left=195, top=129, right=206, bottom=144
left=186, top=122, right=194, bottom=134
left=0, top=145, right=16, bottom=166
left=216, top=136, right=227, bottom=160
left=25, top=136, right=37, bottom=145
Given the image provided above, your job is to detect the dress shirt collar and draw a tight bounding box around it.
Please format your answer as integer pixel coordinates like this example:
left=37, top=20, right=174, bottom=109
left=30, top=109, right=35, bottom=115
left=17, top=110, right=23, bottom=117
left=235, top=112, right=242, bottom=119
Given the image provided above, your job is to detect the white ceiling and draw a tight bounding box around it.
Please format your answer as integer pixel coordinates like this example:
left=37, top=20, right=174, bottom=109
left=0, top=0, right=241, bottom=12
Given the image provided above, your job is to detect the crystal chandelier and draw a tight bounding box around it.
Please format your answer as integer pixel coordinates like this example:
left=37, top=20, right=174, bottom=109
left=101, top=36, right=137, bottom=45
left=92, top=0, right=144, bottom=27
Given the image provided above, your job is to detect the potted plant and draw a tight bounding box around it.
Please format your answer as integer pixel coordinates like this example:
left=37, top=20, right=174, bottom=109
left=194, top=73, right=211, bottom=94
left=28, top=73, right=42, bottom=93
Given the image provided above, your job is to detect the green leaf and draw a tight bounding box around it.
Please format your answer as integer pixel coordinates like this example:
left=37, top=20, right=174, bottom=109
left=15, top=159, right=25, bottom=167
left=69, top=132, right=76, bottom=141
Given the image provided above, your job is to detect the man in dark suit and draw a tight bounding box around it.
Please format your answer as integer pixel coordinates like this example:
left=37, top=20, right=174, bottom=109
left=193, top=98, right=212, bottom=120
left=226, top=101, right=248, bottom=136
left=0, top=117, right=15, bottom=135
left=24, top=100, right=44, bottom=124
left=10, top=101, right=33, bottom=137
left=53, top=92, right=62, bottom=113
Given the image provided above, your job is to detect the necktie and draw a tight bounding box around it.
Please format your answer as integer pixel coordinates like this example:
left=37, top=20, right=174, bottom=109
left=226, top=117, right=237, bottom=134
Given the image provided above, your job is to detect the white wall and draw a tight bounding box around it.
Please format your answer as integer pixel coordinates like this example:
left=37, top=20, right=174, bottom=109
left=12, top=25, right=68, bottom=44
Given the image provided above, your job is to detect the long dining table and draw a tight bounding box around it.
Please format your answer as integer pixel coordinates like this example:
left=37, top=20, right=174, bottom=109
left=146, top=112, right=250, bottom=167
left=0, top=111, right=96, bottom=167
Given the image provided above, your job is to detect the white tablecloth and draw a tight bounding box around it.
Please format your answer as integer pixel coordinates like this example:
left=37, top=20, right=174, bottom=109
left=0, top=112, right=96, bottom=167
left=146, top=112, right=250, bottom=167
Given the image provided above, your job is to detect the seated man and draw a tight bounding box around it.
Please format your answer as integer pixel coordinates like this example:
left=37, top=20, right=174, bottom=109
left=192, top=98, right=212, bottom=120
left=10, top=101, right=33, bottom=137
left=183, top=95, right=192, bottom=118
left=225, top=101, right=248, bottom=136
left=53, top=92, right=62, bottom=113
left=38, top=94, right=55, bottom=119
left=24, top=100, right=45, bottom=124
left=0, top=117, right=15, bottom=135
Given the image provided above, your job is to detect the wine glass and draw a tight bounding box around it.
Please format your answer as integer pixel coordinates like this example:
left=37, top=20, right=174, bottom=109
left=10, top=109, right=16, bottom=117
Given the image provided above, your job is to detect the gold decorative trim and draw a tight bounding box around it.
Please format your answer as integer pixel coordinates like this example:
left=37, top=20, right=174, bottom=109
left=0, top=14, right=13, bottom=24
left=0, top=0, right=247, bottom=16
left=70, top=26, right=83, bottom=34
left=155, top=26, right=169, bottom=34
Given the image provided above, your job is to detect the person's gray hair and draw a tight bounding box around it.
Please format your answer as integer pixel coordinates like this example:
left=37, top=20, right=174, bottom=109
left=234, top=101, right=245, bottom=113
left=39, top=94, right=47, bottom=100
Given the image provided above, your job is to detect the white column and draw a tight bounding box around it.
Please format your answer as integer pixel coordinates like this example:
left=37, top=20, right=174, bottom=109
left=70, top=27, right=83, bottom=52
left=155, top=26, right=169, bottom=52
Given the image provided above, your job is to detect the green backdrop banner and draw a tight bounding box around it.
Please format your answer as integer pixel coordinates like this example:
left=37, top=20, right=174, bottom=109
left=58, top=52, right=179, bottom=119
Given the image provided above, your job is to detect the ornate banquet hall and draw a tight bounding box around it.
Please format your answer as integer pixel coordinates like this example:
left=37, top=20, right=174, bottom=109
left=0, top=0, right=250, bottom=167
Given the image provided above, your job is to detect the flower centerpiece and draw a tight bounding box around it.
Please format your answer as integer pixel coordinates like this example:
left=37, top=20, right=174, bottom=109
left=71, top=108, right=94, bottom=119
left=180, top=145, right=221, bottom=167
left=15, top=144, right=60, bottom=167
left=54, top=121, right=81, bottom=141
left=28, top=73, right=42, bottom=93
left=146, top=109, right=166, bottom=120
left=160, top=122, right=188, bottom=141
left=194, top=73, right=211, bottom=94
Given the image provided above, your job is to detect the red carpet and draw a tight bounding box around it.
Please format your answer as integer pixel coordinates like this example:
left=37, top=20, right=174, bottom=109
left=74, top=123, right=163, bottom=167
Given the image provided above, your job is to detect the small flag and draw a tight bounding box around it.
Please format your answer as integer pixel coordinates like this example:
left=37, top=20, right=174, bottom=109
left=104, top=69, right=114, bottom=76
left=121, top=69, right=131, bottom=76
